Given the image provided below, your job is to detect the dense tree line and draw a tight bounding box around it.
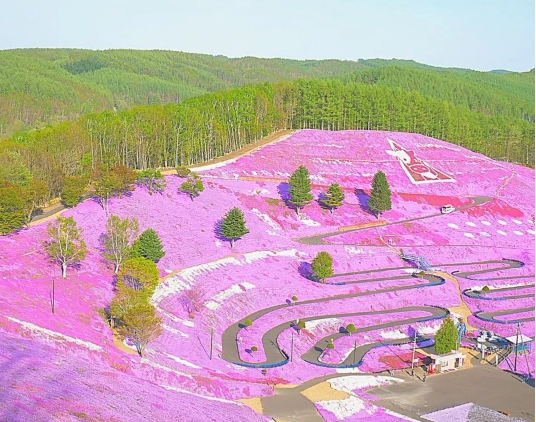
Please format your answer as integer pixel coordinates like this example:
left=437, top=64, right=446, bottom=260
left=1, top=48, right=533, bottom=136
left=2, top=79, right=533, bottom=193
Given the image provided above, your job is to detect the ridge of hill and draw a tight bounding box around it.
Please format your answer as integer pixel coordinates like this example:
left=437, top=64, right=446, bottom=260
left=0, top=48, right=533, bottom=135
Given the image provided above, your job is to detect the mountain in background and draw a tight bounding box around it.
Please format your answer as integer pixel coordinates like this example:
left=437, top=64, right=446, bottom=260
left=0, top=48, right=533, bottom=136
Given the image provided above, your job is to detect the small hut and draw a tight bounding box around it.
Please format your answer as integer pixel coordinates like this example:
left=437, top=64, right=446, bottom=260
left=505, top=334, right=533, bottom=354
left=428, top=351, right=466, bottom=373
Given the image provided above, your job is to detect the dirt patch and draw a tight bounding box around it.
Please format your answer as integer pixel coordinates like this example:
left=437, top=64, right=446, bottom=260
left=239, top=397, right=264, bottom=414
left=301, top=381, right=349, bottom=401
left=429, top=271, right=477, bottom=331
left=112, top=332, right=138, bottom=355
left=160, top=129, right=295, bottom=175
left=338, top=220, right=386, bottom=232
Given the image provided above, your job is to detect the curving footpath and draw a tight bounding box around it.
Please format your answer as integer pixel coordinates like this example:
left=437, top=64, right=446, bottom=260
left=295, top=195, right=493, bottom=245
left=221, top=271, right=445, bottom=368
left=300, top=307, right=446, bottom=368
left=222, top=258, right=529, bottom=368
left=463, top=284, right=535, bottom=301
left=474, top=307, right=535, bottom=324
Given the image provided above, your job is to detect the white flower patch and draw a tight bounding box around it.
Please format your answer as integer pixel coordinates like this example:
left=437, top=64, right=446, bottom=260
left=299, top=215, right=321, bottom=226
left=323, top=144, right=344, bottom=148
left=160, top=384, right=242, bottom=404
left=204, top=282, right=256, bottom=310
left=497, top=220, right=507, bottom=225
left=249, top=188, right=270, bottom=195
left=481, top=220, right=491, bottom=226
left=496, top=230, right=507, bottom=236
left=152, top=257, right=241, bottom=304
left=140, top=359, right=193, bottom=378
left=6, top=317, right=102, bottom=351
left=415, top=322, right=442, bottom=335
left=464, top=233, right=475, bottom=238
left=251, top=208, right=281, bottom=230
left=470, top=282, right=530, bottom=292
left=448, top=223, right=459, bottom=229
left=243, top=249, right=298, bottom=264
left=512, top=219, right=522, bottom=225
left=329, top=375, right=403, bottom=393
left=318, top=395, right=369, bottom=419
left=480, top=232, right=490, bottom=236
left=465, top=222, right=477, bottom=227
left=380, top=329, right=407, bottom=340
left=156, top=351, right=202, bottom=369
left=513, top=231, right=524, bottom=236
left=527, top=229, right=535, bottom=235
left=162, top=324, right=189, bottom=338
left=344, top=246, right=366, bottom=255
left=305, top=318, right=342, bottom=331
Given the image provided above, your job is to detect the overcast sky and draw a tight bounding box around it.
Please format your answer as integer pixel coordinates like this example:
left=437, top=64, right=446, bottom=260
left=1, top=0, right=534, bottom=71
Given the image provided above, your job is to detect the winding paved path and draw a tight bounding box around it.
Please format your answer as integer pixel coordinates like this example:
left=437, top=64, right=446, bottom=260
left=474, top=307, right=535, bottom=324
left=463, top=284, right=535, bottom=301
left=295, top=195, right=493, bottom=245
left=221, top=258, right=529, bottom=368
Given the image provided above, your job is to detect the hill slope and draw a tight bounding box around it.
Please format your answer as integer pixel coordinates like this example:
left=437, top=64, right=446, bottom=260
left=0, top=129, right=533, bottom=421
left=0, top=48, right=533, bottom=135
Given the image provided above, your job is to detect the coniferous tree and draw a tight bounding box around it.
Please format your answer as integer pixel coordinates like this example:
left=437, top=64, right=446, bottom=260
left=368, top=171, right=392, bottom=218
left=44, top=217, right=87, bottom=278
left=131, top=228, right=165, bottom=262
left=288, top=165, right=313, bottom=215
left=220, top=207, right=249, bottom=248
left=321, top=183, right=345, bottom=213
left=311, top=251, right=334, bottom=283
left=434, top=317, right=459, bottom=354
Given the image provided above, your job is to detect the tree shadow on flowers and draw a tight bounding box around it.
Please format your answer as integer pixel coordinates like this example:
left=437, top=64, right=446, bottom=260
left=354, top=188, right=373, bottom=216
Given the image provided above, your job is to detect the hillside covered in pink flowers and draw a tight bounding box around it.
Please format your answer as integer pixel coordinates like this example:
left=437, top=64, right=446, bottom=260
left=1, top=129, right=534, bottom=422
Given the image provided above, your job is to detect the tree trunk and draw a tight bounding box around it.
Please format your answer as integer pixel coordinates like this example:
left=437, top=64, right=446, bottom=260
left=230, top=239, right=234, bottom=248
left=61, top=262, right=67, bottom=278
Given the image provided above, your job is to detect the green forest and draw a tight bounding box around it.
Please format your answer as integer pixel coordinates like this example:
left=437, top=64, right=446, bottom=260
left=1, top=78, right=533, bottom=199
left=1, top=48, right=533, bottom=135
left=0, top=49, right=534, bottom=235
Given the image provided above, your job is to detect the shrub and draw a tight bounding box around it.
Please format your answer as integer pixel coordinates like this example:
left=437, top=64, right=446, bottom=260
left=346, top=323, right=357, bottom=334
left=251, top=346, right=258, bottom=352
left=244, top=318, right=252, bottom=327
left=175, top=167, right=191, bottom=177
left=482, top=285, right=490, bottom=292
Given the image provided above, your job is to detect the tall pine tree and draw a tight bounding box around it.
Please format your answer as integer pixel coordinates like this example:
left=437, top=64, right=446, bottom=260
left=289, top=165, right=313, bottom=215
left=368, top=171, right=392, bottom=218
left=131, top=228, right=165, bottom=262
left=220, top=207, right=249, bottom=248
left=321, top=183, right=345, bottom=213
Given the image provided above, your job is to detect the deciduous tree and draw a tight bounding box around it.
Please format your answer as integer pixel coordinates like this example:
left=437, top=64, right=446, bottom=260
left=116, top=257, right=159, bottom=297
left=103, top=215, right=139, bottom=273
left=61, top=175, right=87, bottom=207
left=136, top=169, right=167, bottom=195
left=118, top=301, right=162, bottom=357
left=179, top=173, right=204, bottom=200
left=434, top=317, right=459, bottom=354
left=44, top=217, right=87, bottom=278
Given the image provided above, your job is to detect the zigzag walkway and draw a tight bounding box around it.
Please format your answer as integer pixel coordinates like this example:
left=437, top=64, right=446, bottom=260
left=222, top=258, right=528, bottom=368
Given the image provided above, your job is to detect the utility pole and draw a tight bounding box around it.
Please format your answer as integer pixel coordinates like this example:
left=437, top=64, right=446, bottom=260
left=353, top=340, right=357, bottom=365
left=514, top=322, right=521, bottom=372
left=290, top=331, right=294, bottom=362
left=209, top=328, right=213, bottom=360
left=51, top=278, right=55, bottom=314
left=411, top=330, right=417, bottom=376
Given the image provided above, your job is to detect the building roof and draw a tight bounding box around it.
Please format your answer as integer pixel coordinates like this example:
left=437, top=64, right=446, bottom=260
left=422, top=402, right=526, bottom=422
left=430, top=351, right=465, bottom=361
left=505, top=334, right=533, bottom=344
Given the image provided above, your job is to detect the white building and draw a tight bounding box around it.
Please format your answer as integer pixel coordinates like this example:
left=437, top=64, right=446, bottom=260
left=428, top=351, right=466, bottom=373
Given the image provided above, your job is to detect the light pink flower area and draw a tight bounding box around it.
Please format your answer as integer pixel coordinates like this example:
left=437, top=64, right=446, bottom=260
left=1, top=129, right=534, bottom=421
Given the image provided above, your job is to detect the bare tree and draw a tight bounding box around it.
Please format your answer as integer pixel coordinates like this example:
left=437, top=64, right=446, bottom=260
left=180, top=286, right=206, bottom=317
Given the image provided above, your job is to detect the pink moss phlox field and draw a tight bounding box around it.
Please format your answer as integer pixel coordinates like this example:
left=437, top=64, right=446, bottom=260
left=1, top=129, right=534, bottom=420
